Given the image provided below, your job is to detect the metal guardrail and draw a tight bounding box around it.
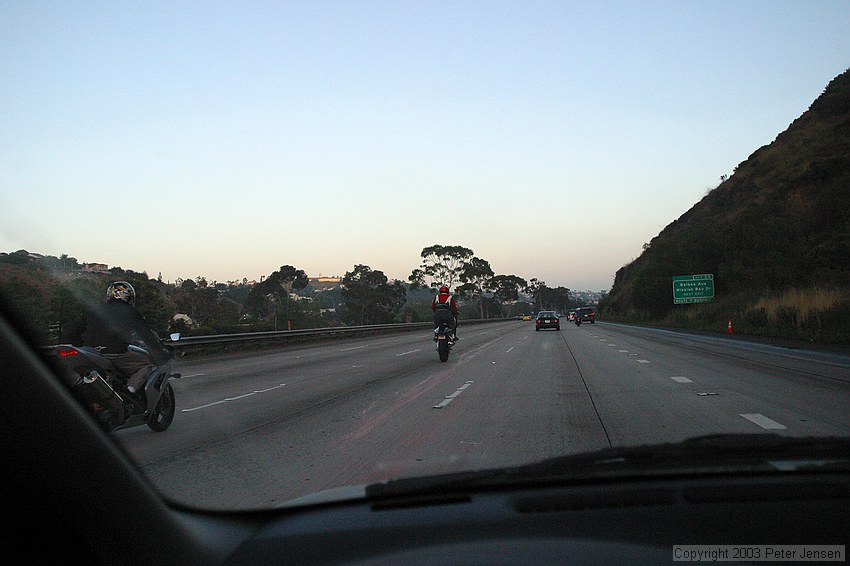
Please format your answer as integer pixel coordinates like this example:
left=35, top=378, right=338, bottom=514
left=166, top=318, right=518, bottom=356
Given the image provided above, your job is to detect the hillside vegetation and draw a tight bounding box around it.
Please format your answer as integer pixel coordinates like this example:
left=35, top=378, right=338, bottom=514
left=601, top=69, right=850, bottom=344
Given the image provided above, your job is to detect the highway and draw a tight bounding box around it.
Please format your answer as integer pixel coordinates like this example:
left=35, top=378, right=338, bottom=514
left=115, top=320, right=850, bottom=510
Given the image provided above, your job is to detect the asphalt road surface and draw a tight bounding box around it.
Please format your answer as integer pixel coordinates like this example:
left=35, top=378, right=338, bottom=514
left=115, top=320, right=850, bottom=509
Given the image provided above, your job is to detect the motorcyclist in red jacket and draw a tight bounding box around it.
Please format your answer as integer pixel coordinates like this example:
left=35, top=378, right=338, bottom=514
left=431, top=285, right=459, bottom=341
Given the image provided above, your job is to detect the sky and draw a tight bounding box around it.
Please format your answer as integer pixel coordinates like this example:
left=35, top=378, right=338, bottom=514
left=2, top=1, right=848, bottom=292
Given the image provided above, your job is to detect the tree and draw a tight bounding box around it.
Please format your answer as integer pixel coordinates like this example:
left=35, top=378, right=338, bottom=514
left=173, top=276, right=232, bottom=331
left=457, top=257, right=494, bottom=319
left=525, top=278, right=545, bottom=310
left=273, top=265, right=309, bottom=295
left=539, top=286, right=572, bottom=313
left=246, top=265, right=309, bottom=327
left=490, top=274, right=528, bottom=318
left=409, top=244, right=474, bottom=290
left=340, top=265, right=407, bottom=325
left=124, top=276, right=173, bottom=333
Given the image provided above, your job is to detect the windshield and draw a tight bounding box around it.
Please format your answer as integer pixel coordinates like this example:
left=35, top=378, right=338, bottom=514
left=2, top=3, right=849, bottom=512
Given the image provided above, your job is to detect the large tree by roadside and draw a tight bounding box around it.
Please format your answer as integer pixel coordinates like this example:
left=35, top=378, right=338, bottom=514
left=457, top=257, right=494, bottom=319
left=490, top=274, right=528, bottom=318
left=246, top=265, right=309, bottom=322
left=340, top=265, right=407, bottom=326
left=409, top=244, right=474, bottom=290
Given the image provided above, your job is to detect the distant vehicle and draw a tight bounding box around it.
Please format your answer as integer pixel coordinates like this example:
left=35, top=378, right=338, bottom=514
left=567, top=311, right=576, bottom=322
left=535, top=311, right=560, bottom=331
left=574, top=307, right=596, bottom=323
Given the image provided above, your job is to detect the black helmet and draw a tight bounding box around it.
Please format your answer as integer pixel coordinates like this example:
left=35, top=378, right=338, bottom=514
left=107, top=281, right=136, bottom=306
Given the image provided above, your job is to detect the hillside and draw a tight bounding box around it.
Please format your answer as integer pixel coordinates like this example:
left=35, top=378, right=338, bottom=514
left=602, top=69, right=850, bottom=343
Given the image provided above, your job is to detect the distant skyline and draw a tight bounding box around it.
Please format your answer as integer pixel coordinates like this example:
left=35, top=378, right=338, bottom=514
left=2, top=2, right=849, bottom=291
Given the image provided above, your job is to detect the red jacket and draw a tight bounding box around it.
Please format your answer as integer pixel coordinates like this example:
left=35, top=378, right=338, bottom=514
left=431, top=292, right=458, bottom=315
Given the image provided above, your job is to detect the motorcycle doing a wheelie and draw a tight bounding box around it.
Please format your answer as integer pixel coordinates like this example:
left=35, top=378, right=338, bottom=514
left=44, top=335, right=181, bottom=432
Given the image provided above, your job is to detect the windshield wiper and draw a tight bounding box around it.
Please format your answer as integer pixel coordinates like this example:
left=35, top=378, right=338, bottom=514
left=365, top=434, right=850, bottom=499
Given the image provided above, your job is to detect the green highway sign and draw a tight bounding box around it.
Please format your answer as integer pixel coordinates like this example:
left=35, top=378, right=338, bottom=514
left=672, top=274, right=715, bottom=304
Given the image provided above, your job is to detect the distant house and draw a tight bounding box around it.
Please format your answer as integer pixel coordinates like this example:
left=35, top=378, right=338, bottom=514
left=308, top=275, right=342, bottom=291
left=82, top=263, right=109, bottom=273
left=172, top=313, right=195, bottom=327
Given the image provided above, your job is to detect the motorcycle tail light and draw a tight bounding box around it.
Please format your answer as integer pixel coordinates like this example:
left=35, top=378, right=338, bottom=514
left=58, top=348, right=80, bottom=357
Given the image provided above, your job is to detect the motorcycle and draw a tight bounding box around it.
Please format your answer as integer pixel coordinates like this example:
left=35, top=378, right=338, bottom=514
left=43, top=334, right=181, bottom=432
left=433, top=323, right=455, bottom=362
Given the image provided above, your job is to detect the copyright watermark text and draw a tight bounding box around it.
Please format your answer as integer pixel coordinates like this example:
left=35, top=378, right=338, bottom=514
left=673, top=546, right=845, bottom=562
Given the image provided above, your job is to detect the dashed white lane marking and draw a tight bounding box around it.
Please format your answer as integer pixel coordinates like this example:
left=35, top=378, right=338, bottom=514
left=636, top=359, right=651, bottom=364
left=341, top=345, right=367, bottom=351
left=506, top=347, right=514, bottom=353
left=182, top=384, right=286, bottom=412
left=740, top=413, right=787, bottom=430
left=395, top=349, right=420, bottom=357
left=434, top=381, right=474, bottom=409
left=618, top=350, right=629, bottom=353
left=671, top=376, right=693, bottom=383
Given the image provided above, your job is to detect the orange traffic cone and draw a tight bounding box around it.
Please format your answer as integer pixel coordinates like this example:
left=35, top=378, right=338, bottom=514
left=727, top=319, right=733, bottom=334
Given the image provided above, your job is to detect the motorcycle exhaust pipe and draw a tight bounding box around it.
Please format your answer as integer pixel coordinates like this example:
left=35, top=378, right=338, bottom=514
left=81, top=370, right=120, bottom=401
left=76, top=370, right=125, bottom=420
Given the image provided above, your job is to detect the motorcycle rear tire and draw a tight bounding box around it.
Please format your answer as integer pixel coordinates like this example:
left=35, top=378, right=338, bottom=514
left=147, top=382, right=175, bottom=432
left=437, top=339, right=450, bottom=362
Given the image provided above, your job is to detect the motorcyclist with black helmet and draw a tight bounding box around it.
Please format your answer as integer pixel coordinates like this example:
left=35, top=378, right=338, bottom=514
left=82, top=281, right=167, bottom=400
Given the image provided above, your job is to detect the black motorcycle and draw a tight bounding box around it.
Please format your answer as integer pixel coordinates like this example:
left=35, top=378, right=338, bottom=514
left=43, top=335, right=181, bottom=432
left=433, top=323, right=455, bottom=362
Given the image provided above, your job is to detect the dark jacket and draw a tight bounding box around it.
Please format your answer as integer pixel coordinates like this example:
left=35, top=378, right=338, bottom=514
left=82, top=299, right=165, bottom=361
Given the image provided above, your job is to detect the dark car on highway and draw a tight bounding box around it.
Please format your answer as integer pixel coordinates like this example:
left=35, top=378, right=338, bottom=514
left=535, top=311, right=560, bottom=331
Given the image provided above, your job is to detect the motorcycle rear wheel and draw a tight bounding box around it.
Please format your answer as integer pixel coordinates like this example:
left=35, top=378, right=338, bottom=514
left=437, top=339, right=450, bottom=362
left=147, top=382, right=175, bottom=432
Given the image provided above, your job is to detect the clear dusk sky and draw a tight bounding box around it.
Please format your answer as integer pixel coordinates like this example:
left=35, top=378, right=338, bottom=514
left=2, top=1, right=848, bottom=291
